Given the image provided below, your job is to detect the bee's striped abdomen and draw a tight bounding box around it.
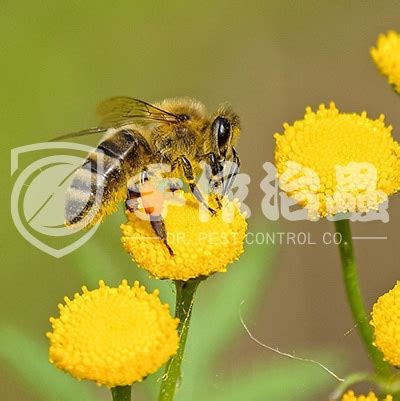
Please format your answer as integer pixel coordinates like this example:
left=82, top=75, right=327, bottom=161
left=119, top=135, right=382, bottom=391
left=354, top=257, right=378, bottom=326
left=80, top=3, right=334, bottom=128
left=65, top=129, right=151, bottom=226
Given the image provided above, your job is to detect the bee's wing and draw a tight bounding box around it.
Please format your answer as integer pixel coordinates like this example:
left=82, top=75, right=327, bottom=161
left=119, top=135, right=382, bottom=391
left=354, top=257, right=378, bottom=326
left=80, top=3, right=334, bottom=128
left=97, top=96, right=183, bottom=127
left=51, top=97, right=182, bottom=141
left=51, top=126, right=108, bottom=141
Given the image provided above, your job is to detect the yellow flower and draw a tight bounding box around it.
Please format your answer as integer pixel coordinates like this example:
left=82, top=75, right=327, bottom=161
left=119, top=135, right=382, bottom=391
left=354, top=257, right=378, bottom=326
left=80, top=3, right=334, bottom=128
left=47, top=280, right=179, bottom=387
left=340, top=391, right=392, bottom=401
left=274, top=103, right=400, bottom=219
left=371, top=281, right=400, bottom=367
left=371, top=30, right=400, bottom=93
left=121, top=192, right=247, bottom=281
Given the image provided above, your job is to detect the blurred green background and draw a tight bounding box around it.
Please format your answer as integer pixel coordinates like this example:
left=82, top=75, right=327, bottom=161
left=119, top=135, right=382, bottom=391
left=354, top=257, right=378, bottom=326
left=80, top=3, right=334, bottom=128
left=2, top=1, right=400, bottom=400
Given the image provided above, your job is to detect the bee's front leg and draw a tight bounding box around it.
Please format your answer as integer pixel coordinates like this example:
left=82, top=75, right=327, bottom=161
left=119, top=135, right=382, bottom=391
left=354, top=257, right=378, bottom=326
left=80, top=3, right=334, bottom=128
left=172, top=155, right=216, bottom=215
left=198, top=152, right=224, bottom=208
left=222, top=147, right=240, bottom=196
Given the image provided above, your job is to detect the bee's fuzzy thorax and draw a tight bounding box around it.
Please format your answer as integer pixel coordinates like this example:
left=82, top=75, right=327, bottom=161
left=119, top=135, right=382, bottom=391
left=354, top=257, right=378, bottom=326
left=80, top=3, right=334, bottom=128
left=155, top=97, right=208, bottom=121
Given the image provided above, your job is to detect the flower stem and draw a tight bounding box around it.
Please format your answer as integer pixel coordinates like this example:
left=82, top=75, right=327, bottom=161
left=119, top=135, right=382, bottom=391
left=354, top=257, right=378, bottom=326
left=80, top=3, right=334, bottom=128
left=158, top=278, right=201, bottom=401
left=334, top=219, right=391, bottom=376
left=111, top=386, right=131, bottom=401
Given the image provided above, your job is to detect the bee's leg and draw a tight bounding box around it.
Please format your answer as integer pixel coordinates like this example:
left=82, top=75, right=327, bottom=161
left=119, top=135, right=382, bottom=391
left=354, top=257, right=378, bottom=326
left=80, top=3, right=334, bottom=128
left=140, top=169, right=149, bottom=184
left=150, top=216, right=174, bottom=256
left=222, top=147, right=240, bottom=196
left=125, top=194, right=174, bottom=256
left=207, top=153, right=224, bottom=208
left=125, top=187, right=140, bottom=212
left=198, top=152, right=224, bottom=208
left=126, top=168, right=151, bottom=212
left=213, top=189, right=223, bottom=209
left=125, top=173, right=143, bottom=212
left=125, top=171, right=174, bottom=256
left=172, top=155, right=216, bottom=215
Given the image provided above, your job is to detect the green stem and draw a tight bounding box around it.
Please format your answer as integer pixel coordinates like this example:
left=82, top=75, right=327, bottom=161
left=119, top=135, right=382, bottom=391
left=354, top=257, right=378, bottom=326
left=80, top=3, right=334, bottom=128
left=334, top=219, right=391, bottom=377
left=111, top=386, right=131, bottom=401
left=158, top=278, right=201, bottom=401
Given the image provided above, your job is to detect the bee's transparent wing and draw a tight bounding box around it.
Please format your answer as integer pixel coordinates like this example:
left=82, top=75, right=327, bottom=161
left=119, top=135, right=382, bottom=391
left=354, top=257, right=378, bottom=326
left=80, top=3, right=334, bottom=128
left=97, top=96, right=183, bottom=127
left=51, top=97, right=183, bottom=141
left=51, top=126, right=108, bottom=141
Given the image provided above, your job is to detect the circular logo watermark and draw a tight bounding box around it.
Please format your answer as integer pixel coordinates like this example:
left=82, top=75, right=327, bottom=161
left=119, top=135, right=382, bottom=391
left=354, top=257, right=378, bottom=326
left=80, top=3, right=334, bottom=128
left=10, top=142, right=103, bottom=258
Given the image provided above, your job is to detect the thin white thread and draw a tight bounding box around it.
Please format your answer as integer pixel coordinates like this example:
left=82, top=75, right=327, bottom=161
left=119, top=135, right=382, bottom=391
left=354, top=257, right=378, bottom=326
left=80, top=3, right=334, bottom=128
left=239, top=301, right=344, bottom=382
left=343, top=324, right=358, bottom=337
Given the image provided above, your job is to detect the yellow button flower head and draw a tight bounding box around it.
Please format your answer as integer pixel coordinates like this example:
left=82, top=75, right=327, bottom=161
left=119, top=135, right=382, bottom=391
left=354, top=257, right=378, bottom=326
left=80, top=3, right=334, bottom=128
left=341, top=391, right=392, bottom=401
left=121, top=192, right=247, bottom=281
left=371, top=281, right=400, bottom=367
left=371, top=30, right=400, bottom=93
left=274, top=103, right=400, bottom=219
left=47, top=280, right=179, bottom=387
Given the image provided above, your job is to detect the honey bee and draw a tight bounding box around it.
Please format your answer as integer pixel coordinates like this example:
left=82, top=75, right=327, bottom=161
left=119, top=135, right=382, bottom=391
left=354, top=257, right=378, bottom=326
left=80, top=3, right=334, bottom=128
left=59, top=97, right=241, bottom=254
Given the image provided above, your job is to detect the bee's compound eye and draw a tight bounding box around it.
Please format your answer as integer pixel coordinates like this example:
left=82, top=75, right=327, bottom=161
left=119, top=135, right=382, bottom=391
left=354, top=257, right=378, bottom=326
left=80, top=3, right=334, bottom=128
left=213, top=117, right=231, bottom=148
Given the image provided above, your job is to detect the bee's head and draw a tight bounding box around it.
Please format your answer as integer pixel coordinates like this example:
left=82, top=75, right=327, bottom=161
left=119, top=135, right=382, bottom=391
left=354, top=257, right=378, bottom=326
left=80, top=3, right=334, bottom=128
left=211, top=105, right=240, bottom=159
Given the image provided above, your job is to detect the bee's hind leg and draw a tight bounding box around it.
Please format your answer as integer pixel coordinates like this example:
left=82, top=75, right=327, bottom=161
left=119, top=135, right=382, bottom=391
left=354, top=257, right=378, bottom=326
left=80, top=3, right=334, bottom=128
left=125, top=173, right=174, bottom=256
left=125, top=169, right=151, bottom=212
left=125, top=186, right=140, bottom=212
left=150, top=216, right=174, bottom=256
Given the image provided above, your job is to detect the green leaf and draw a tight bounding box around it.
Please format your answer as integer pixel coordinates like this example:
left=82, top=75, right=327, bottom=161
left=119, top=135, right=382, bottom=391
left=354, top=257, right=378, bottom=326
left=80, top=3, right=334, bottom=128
left=0, top=325, right=99, bottom=401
